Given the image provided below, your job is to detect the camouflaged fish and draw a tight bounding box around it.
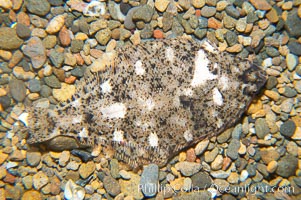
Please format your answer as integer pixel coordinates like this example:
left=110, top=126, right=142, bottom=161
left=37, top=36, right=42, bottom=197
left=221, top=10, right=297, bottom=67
left=21, top=38, right=267, bottom=167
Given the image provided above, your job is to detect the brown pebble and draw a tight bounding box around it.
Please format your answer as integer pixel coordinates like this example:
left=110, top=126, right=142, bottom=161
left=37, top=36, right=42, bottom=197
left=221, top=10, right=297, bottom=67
left=65, top=76, right=77, bottom=84
left=8, top=50, right=23, bottom=68
left=16, top=12, right=30, bottom=26
left=153, top=29, right=164, bottom=39
left=75, top=53, right=85, bottom=65
left=59, top=26, right=71, bottom=46
left=266, top=8, right=279, bottom=23
left=3, top=173, right=16, bottom=184
left=8, top=10, right=16, bottom=22
left=222, top=157, right=231, bottom=171
left=90, top=49, right=103, bottom=59
left=208, top=17, right=222, bottom=29
left=21, top=190, right=42, bottom=200
left=186, top=148, right=196, bottom=162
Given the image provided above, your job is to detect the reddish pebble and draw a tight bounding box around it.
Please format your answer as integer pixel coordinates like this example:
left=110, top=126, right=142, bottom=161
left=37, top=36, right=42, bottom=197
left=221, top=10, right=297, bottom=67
left=3, top=173, right=16, bottom=184
left=9, top=10, right=16, bottom=22
left=75, top=53, right=85, bottom=65
left=186, top=148, right=196, bottom=162
left=153, top=29, right=164, bottom=39
left=59, top=26, right=71, bottom=46
left=8, top=50, right=23, bottom=68
left=90, top=49, right=103, bottom=59
left=222, top=157, right=232, bottom=171
left=16, top=12, right=30, bottom=26
left=65, top=76, right=77, bottom=84
left=208, top=17, right=222, bottom=29
left=195, top=9, right=201, bottom=17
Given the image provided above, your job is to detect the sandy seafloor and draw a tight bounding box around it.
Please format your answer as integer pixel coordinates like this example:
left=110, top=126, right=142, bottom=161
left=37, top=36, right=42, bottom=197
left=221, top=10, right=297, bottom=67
left=0, top=0, right=301, bottom=199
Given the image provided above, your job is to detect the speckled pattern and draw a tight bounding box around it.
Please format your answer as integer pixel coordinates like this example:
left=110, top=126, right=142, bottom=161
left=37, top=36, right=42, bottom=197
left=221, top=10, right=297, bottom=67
left=26, top=38, right=267, bottom=168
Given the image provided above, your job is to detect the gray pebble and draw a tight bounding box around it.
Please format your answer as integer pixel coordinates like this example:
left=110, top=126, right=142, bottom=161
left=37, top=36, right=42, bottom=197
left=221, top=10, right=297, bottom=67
left=26, top=152, right=41, bottom=167
left=293, top=177, right=301, bottom=187
left=198, top=17, right=208, bottom=28
left=232, top=124, right=242, bottom=139
left=200, top=6, right=216, bottom=18
left=266, top=47, right=280, bottom=57
left=225, top=5, right=240, bottom=19
left=191, top=172, right=212, bottom=189
left=44, top=75, right=61, bottom=89
left=95, top=28, right=111, bottom=46
left=285, top=9, right=301, bottom=37
left=265, top=76, right=278, bottom=90
left=40, top=85, right=52, bottom=97
left=172, top=18, right=184, bottom=36
left=246, top=163, right=257, bottom=177
left=175, top=161, right=202, bottom=176
left=255, top=118, right=270, bottom=139
left=28, top=79, right=41, bottom=93
left=162, top=12, right=173, bottom=32
left=110, top=159, right=120, bottom=179
left=124, top=7, right=139, bottom=30
left=282, top=87, right=297, bottom=97
left=288, top=41, right=301, bottom=56
left=140, top=24, right=153, bottom=39
left=70, top=39, right=84, bottom=53
left=246, top=12, right=258, bottom=23
left=140, top=164, right=159, bottom=197
left=276, top=155, right=298, bottom=178
left=26, top=0, right=50, bottom=16
left=49, top=50, right=64, bottom=68
left=132, top=5, right=154, bottom=23
left=9, top=79, right=26, bottom=102
left=120, top=2, right=131, bottom=15
left=225, top=31, right=238, bottom=47
left=16, top=23, right=31, bottom=39
left=280, top=120, right=296, bottom=138
left=71, top=67, right=85, bottom=78
left=226, top=139, right=240, bottom=160
left=173, top=191, right=211, bottom=200
left=217, top=128, right=232, bottom=143
left=103, top=176, right=121, bottom=197
left=194, top=28, right=207, bottom=40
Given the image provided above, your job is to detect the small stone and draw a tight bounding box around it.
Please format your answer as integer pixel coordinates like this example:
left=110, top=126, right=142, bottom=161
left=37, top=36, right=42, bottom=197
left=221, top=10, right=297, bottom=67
left=46, top=15, right=65, bottom=34
left=226, top=139, right=240, bottom=160
left=175, top=161, right=202, bottom=176
left=44, top=75, right=61, bottom=89
left=227, top=172, right=239, bottom=184
left=276, top=155, right=298, bottom=178
left=195, top=139, right=209, bottom=155
left=140, top=164, right=159, bottom=197
left=216, top=1, right=229, bottom=11
left=155, top=0, right=170, bottom=12
left=132, top=5, right=153, bottom=23
left=280, top=120, right=296, bottom=138
left=119, top=173, right=143, bottom=199
left=95, top=28, right=111, bottom=46
left=59, top=151, right=70, bottom=167
left=191, top=0, right=205, bottom=8
left=21, top=190, right=42, bottom=200
left=13, top=66, right=35, bottom=80
left=9, top=79, right=26, bottom=102
left=194, top=28, right=207, bottom=40
left=280, top=86, right=297, bottom=97
left=225, top=31, right=238, bottom=46
left=64, top=53, right=77, bottom=66
left=281, top=98, right=294, bottom=113
left=103, top=176, right=121, bottom=197
left=16, top=23, right=31, bottom=39
left=79, top=161, right=95, bottom=179
left=33, top=171, right=49, bottom=190
left=186, top=148, right=196, bottom=162
left=285, top=9, right=301, bottom=37
left=0, top=27, right=23, bottom=50
left=286, top=53, right=298, bottom=71
left=119, top=170, right=131, bottom=180
left=200, top=6, right=216, bottom=17
left=288, top=41, right=301, bottom=56
left=204, top=147, right=219, bottom=163
left=266, top=8, right=279, bottom=23
left=267, top=160, right=277, bottom=173
left=191, top=172, right=212, bottom=189
left=23, top=37, right=46, bottom=69
left=26, top=0, right=50, bottom=16
left=225, top=5, right=240, bottom=19
left=265, top=76, right=278, bottom=90
left=53, top=83, right=76, bottom=102
left=70, top=39, right=84, bottom=53
left=249, top=0, right=271, bottom=11
left=26, top=152, right=41, bottom=167
left=59, top=26, right=71, bottom=46
left=255, top=118, right=270, bottom=139
left=49, top=49, right=64, bottom=68
left=264, top=90, right=280, bottom=101
left=43, top=35, right=57, bottom=49
left=211, top=155, right=224, bottom=170
left=170, top=177, right=185, bottom=191
left=236, top=18, right=247, bottom=32
left=183, top=177, right=192, bottom=191
left=153, top=29, right=164, bottom=39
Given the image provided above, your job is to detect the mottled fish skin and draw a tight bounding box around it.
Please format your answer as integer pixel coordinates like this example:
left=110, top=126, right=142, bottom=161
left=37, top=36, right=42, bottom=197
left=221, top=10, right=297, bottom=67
left=25, top=38, right=267, bottom=168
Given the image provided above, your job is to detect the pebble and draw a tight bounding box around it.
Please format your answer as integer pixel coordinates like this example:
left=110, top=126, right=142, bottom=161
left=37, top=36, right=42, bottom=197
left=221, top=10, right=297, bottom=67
left=119, top=170, right=131, bottom=180
left=200, top=6, right=216, bottom=17
left=49, top=49, right=64, bottom=68
left=13, top=66, right=35, bottom=80
left=226, top=139, right=240, bottom=160
left=47, top=136, right=80, bottom=151
left=276, top=154, right=298, bottom=178
left=26, top=0, right=50, bottom=16
left=132, top=4, right=154, bottom=23
left=280, top=120, right=296, bottom=138
left=140, top=164, right=159, bottom=197
left=71, top=149, right=93, bottom=162
left=59, top=150, right=70, bottom=167
left=255, top=118, right=270, bottom=139
left=175, top=161, right=202, bottom=176
left=288, top=41, right=301, bottom=56
left=286, top=53, right=298, bottom=71
left=0, top=27, right=23, bottom=50
left=211, top=155, right=224, bottom=170
left=266, top=8, right=279, bottom=23
left=264, top=90, right=280, bottom=101
left=119, top=173, right=144, bottom=199
left=195, top=139, right=209, bottom=155
left=204, top=147, right=219, bottom=163
left=44, top=75, right=61, bottom=89
left=225, top=5, right=240, bottom=19
left=281, top=98, right=294, bottom=113
left=70, top=39, right=84, bottom=53
left=79, top=161, right=95, bottom=179
left=21, top=190, right=42, bottom=200
left=249, top=0, right=271, bottom=10
left=95, top=28, right=111, bottom=46
left=103, top=175, right=121, bottom=197
left=9, top=79, right=26, bottom=102
left=26, top=152, right=41, bottom=167
left=64, top=179, right=85, bottom=200
left=23, top=37, right=46, bottom=69
left=46, top=15, right=65, bottom=34
left=285, top=9, right=301, bottom=37
left=16, top=23, right=31, bottom=39
left=59, top=26, right=71, bottom=46
left=109, top=159, right=120, bottom=179
left=191, top=172, right=212, bottom=189
left=33, top=171, right=49, bottom=190
left=155, top=0, right=170, bottom=12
